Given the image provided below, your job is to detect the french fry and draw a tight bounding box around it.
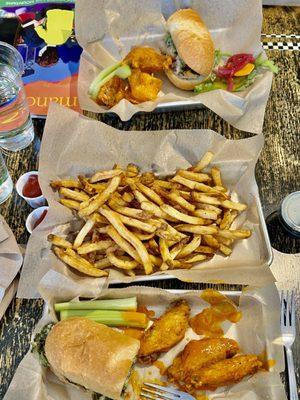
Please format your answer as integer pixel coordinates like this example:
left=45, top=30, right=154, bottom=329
left=122, top=192, right=134, bottom=202
left=78, top=176, right=121, bottom=217
left=221, top=200, right=247, bottom=211
left=177, top=169, right=211, bottom=183
left=106, top=247, right=140, bottom=270
left=99, top=207, right=153, bottom=274
left=90, top=169, right=122, bottom=183
left=94, top=258, right=112, bottom=269
left=211, top=167, right=223, bottom=187
left=152, top=180, right=174, bottom=189
left=215, top=236, right=233, bottom=246
left=159, top=238, right=173, bottom=269
left=175, top=224, right=218, bottom=235
left=47, top=234, right=73, bottom=249
left=59, top=198, right=80, bottom=210
left=168, top=191, right=195, bottom=212
left=77, top=240, right=114, bottom=255
left=131, top=231, right=156, bottom=241
left=140, top=201, right=177, bottom=222
left=183, top=253, right=207, bottom=263
left=203, top=235, right=220, bottom=249
left=177, top=235, right=202, bottom=259
left=193, top=151, right=214, bottom=172
left=169, top=238, right=189, bottom=259
left=118, top=214, right=157, bottom=233
left=133, top=189, right=148, bottom=203
left=106, top=226, right=140, bottom=262
left=140, top=172, right=155, bottom=185
left=73, top=218, right=95, bottom=248
left=219, top=244, right=232, bottom=256
left=196, top=203, right=223, bottom=215
left=171, top=174, right=196, bottom=190
left=218, top=229, right=252, bottom=239
left=195, top=245, right=215, bottom=254
left=126, top=163, right=139, bottom=177
left=220, top=210, right=238, bottom=230
left=192, top=192, right=222, bottom=206
left=59, top=187, right=90, bottom=202
left=161, top=204, right=205, bottom=225
left=136, top=182, right=163, bottom=206
left=53, top=247, right=108, bottom=277
left=194, top=209, right=218, bottom=220
left=111, top=206, right=152, bottom=220
left=51, top=179, right=81, bottom=189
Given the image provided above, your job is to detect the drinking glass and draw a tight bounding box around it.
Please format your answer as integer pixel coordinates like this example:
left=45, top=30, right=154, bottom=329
left=0, top=41, right=34, bottom=151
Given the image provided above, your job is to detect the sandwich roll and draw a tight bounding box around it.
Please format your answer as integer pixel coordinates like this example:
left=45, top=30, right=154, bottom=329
left=45, top=317, right=140, bottom=400
left=167, top=8, right=214, bottom=77
left=164, top=68, right=206, bottom=91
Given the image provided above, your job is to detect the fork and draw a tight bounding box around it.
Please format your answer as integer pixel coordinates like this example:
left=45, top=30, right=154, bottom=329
left=141, top=383, right=195, bottom=400
left=281, top=290, right=298, bottom=400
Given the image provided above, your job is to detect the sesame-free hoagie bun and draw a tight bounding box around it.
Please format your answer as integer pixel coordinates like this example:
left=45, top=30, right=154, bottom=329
left=44, top=318, right=140, bottom=400
left=165, top=8, right=215, bottom=90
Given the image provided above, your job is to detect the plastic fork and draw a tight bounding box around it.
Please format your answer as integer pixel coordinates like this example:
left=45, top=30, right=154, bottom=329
left=141, top=383, right=195, bottom=400
left=280, top=290, right=298, bottom=400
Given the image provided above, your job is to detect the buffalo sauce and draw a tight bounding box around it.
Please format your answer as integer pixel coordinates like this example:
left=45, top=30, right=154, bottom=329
left=153, top=360, right=167, bottom=375
left=258, top=349, right=276, bottom=370
left=189, top=289, right=242, bottom=337
left=137, top=305, right=155, bottom=319
left=22, top=174, right=42, bottom=198
left=121, top=328, right=144, bottom=340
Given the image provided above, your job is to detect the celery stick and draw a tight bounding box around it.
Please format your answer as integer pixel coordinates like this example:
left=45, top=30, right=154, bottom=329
left=88, top=61, right=122, bottom=100
left=115, top=64, right=131, bottom=79
left=54, top=297, right=137, bottom=312
left=59, top=309, right=148, bottom=328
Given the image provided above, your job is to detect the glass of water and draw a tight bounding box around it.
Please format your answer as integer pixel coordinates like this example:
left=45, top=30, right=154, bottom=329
left=0, top=151, right=13, bottom=204
left=0, top=41, right=34, bottom=151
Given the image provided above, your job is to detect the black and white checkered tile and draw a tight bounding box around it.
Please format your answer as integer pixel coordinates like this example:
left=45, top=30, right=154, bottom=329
left=261, top=33, right=300, bottom=50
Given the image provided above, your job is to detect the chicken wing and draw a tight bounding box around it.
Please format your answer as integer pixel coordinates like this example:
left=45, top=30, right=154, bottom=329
left=167, top=338, right=239, bottom=384
left=124, top=47, right=172, bottom=73
left=128, top=69, right=162, bottom=103
left=138, top=300, right=190, bottom=363
left=96, top=76, right=127, bottom=108
left=196, top=354, right=262, bottom=390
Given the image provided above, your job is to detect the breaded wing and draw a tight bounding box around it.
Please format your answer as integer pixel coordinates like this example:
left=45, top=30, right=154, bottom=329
left=124, top=47, right=172, bottom=73
left=196, top=354, right=262, bottom=390
left=167, top=338, right=239, bottom=384
left=138, top=300, right=190, bottom=363
left=128, top=69, right=162, bottom=103
left=96, top=76, right=126, bottom=108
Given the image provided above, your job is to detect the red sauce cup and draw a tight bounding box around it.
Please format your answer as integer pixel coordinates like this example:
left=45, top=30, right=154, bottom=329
left=25, top=206, right=48, bottom=234
left=16, top=171, right=46, bottom=208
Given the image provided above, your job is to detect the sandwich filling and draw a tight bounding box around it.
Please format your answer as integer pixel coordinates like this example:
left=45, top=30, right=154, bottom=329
left=164, top=34, right=204, bottom=80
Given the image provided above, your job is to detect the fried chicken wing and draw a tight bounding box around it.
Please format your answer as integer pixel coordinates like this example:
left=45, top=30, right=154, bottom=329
left=96, top=76, right=127, bottom=108
left=124, top=47, right=172, bottom=73
left=138, top=300, right=190, bottom=363
left=196, top=354, right=262, bottom=390
left=167, top=338, right=239, bottom=384
left=128, top=69, right=162, bottom=103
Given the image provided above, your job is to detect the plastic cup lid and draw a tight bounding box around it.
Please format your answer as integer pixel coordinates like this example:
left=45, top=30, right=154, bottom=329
left=280, top=191, right=300, bottom=233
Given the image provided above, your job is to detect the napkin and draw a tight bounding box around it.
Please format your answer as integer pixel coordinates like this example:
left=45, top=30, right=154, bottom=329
left=0, top=216, right=23, bottom=306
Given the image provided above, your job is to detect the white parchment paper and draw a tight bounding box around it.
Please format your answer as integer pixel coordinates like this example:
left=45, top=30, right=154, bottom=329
left=17, top=103, right=275, bottom=298
left=0, top=216, right=23, bottom=303
left=5, top=279, right=287, bottom=400
left=75, top=0, right=273, bottom=133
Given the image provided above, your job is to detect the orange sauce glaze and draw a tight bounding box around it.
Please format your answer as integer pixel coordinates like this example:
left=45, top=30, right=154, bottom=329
left=189, top=289, right=242, bottom=337
left=258, top=349, right=277, bottom=370
left=153, top=360, right=167, bottom=375
left=121, top=328, right=145, bottom=340
left=137, top=305, right=156, bottom=319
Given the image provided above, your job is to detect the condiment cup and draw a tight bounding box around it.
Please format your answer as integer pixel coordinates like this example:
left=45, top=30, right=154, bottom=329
left=16, top=171, right=46, bottom=208
left=26, top=206, right=49, bottom=234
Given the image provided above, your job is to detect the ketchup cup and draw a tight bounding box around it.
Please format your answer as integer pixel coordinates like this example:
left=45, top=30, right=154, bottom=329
left=16, top=171, right=46, bottom=208
left=26, top=206, right=48, bottom=234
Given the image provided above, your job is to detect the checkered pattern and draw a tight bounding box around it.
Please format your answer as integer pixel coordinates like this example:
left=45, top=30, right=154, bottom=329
left=262, top=41, right=300, bottom=50
left=261, top=34, right=300, bottom=39
left=261, top=33, right=300, bottom=51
